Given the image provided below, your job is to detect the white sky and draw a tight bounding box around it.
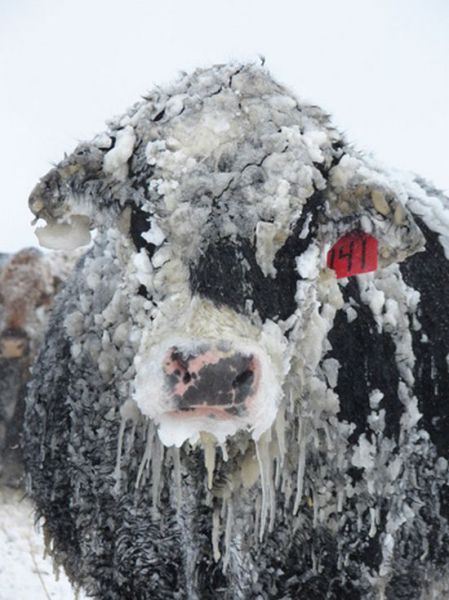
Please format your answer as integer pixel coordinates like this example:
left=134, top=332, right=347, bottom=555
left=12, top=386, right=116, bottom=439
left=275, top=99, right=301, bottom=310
left=1, top=0, right=448, bottom=253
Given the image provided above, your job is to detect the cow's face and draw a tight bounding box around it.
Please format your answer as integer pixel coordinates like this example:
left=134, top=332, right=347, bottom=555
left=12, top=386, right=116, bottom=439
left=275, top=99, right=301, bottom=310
left=29, top=64, right=424, bottom=454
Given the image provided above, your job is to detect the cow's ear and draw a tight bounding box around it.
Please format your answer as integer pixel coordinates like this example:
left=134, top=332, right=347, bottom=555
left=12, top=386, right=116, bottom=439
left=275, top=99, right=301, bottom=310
left=29, top=135, right=137, bottom=251
left=29, top=143, right=107, bottom=251
left=323, top=153, right=425, bottom=277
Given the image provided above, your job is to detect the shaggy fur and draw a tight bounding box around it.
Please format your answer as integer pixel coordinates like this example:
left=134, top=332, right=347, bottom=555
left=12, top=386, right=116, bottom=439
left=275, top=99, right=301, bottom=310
left=24, top=63, right=449, bottom=599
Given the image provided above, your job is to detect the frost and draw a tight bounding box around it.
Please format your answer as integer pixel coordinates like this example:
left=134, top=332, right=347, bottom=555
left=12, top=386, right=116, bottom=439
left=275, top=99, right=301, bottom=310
left=330, top=154, right=362, bottom=189
left=93, top=132, right=113, bottom=149
left=239, top=452, right=260, bottom=489
left=132, top=249, right=153, bottom=289
left=302, top=129, right=328, bottom=163
left=369, top=389, right=384, bottom=410
left=358, top=276, right=385, bottom=317
left=345, top=305, right=358, bottom=323
left=399, top=383, right=422, bottom=430
left=141, top=219, right=166, bottom=246
left=35, top=215, right=91, bottom=250
left=151, top=245, right=172, bottom=269
left=351, top=434, right=376, bottom=471
left=255, top=221, right=288, bottom=277
left=368, top=408, right=386, bottom=434
left=145, top=140, right=167, bottom=166
left=295, top=243, right=320, bottom=279
left=103, top=125, right=136, bottom=181
left=299, top=213, right=313, bottom=239
left=321, top=358, right=340, bottom=389
left=64, top=310, right=86, bottom=338
left=24, top=61, right=449, bottom=598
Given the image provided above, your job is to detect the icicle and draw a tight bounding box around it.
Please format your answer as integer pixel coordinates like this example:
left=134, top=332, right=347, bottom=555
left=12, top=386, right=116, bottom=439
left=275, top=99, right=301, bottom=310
left=337, top=488, right=344, bottom=513
left=113, top=417, right=127, bottom=494
left=220, top=441, right=228, bottom=462
left=357, top=512, right=363, bottom=533
left=293, top=420, right=307, bottom=515
left=212, top=506, right=221, bottom=562
left=128, top=421, right=137, bottom=453
left=170, top=446, right=182, bottom=508
left=274, top=405, right=286, bottom=491
left=200, top=432, right=217, bottom=489
left=254, top=493, right=261, bottom=543
left=240, top=452, right=260, bottom=490
left=151, top=438, right=164, bottom=511
left=255, top=431, right=275, bottom=540
left=219, top=495, right=225, bottom=517
left=369, top=507, right=377, bottom=538
left=136, top=422, right=155, bottom=489
left=322, top=420, right=333, bottom=451
left=52, top=551, right=61, bottom=582
left=274, top=455, right=281, bottom=491
left=222, top=498, right=233, bottom=572
left=268, top=470, right=277, bottom=534
left=282, top=471, right=293, bottom=510
left=287, top=388, right=295, bottom=414
left=312, top=488, right=318, bottom=527
left=311, top=547, right=318, bottom=574
left=256, top=436, right=269, bottom=540
left=113, top=399, right=141, bottom=494
left=274, top=405, right=286, bottom=465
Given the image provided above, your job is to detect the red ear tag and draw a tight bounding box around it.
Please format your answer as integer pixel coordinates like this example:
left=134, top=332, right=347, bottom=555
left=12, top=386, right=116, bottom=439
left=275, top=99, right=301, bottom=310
left=327, top=231, right=378, bottom=278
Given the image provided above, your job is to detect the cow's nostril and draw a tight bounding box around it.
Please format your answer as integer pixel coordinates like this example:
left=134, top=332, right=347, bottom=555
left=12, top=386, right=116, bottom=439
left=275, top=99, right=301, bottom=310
left=232, top=368, right=254, bottom=389
left=183, top=371, right=192, bottom=384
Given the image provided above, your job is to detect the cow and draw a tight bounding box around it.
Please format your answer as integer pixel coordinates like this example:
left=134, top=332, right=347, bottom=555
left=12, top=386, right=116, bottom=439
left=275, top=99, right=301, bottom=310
left=0, top=248, right=73, bottom=487
left=23, top=62, right=449, bottom=599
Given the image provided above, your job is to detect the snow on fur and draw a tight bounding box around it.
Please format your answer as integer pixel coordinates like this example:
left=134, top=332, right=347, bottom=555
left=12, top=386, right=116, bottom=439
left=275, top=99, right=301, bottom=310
left=24, top=62, right=449, bottom=599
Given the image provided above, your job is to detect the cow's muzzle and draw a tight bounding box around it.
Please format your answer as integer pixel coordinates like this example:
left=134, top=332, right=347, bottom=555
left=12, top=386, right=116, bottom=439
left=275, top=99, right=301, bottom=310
left=134, top=336, right=282, bottom=447
left=163, top=344, right=260, bottom=419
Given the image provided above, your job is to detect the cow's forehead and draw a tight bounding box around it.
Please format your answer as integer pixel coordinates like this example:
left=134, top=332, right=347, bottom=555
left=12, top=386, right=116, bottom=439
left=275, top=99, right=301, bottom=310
left=113, top=63, right=339, bottom=236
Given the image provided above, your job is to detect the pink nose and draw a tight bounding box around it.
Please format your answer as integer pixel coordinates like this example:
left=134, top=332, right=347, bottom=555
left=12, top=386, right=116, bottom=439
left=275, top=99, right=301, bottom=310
left=162, top=345, right=260, bottom=418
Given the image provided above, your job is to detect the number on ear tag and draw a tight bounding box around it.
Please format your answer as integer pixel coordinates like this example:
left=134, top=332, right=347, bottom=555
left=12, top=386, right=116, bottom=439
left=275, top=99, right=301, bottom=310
left=327, top=231, right=378, bottom=278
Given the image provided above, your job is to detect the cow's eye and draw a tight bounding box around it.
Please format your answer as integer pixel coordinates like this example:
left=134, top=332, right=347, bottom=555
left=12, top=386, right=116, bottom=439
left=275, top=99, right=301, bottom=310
left=129, top=206, right=157, bottom=258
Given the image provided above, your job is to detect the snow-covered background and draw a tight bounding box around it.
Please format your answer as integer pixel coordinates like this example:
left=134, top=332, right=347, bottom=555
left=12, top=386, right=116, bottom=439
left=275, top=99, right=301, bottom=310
left=0, top=488, right=86, bottom=600
left=0, top=0, right=448, bottom=598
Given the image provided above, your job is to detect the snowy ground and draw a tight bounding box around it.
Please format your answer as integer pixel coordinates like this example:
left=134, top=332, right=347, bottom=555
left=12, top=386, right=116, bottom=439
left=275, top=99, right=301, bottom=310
left=0, top=487, right=86, bottom=600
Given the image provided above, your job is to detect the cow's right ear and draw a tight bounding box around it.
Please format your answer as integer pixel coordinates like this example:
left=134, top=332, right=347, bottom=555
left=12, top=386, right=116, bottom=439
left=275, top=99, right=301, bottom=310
left=29, top=131, right=138, bottom=251
left=323, top=152, right=425, bottom=276
left=29, top=143, right=107, bottom=251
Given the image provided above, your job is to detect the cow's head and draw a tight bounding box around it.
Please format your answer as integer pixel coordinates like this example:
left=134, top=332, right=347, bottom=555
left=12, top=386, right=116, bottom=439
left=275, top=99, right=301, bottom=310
left=29, top=63, right=424, bottom=476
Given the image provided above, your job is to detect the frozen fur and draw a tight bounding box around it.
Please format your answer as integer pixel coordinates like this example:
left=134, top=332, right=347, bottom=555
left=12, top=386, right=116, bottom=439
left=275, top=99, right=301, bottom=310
left=24, top=62, right=449, bottom=599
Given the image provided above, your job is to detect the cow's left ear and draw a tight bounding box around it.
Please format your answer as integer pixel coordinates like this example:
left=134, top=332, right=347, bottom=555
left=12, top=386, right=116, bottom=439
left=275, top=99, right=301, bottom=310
left=323, top=152, right=425, bottom=275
